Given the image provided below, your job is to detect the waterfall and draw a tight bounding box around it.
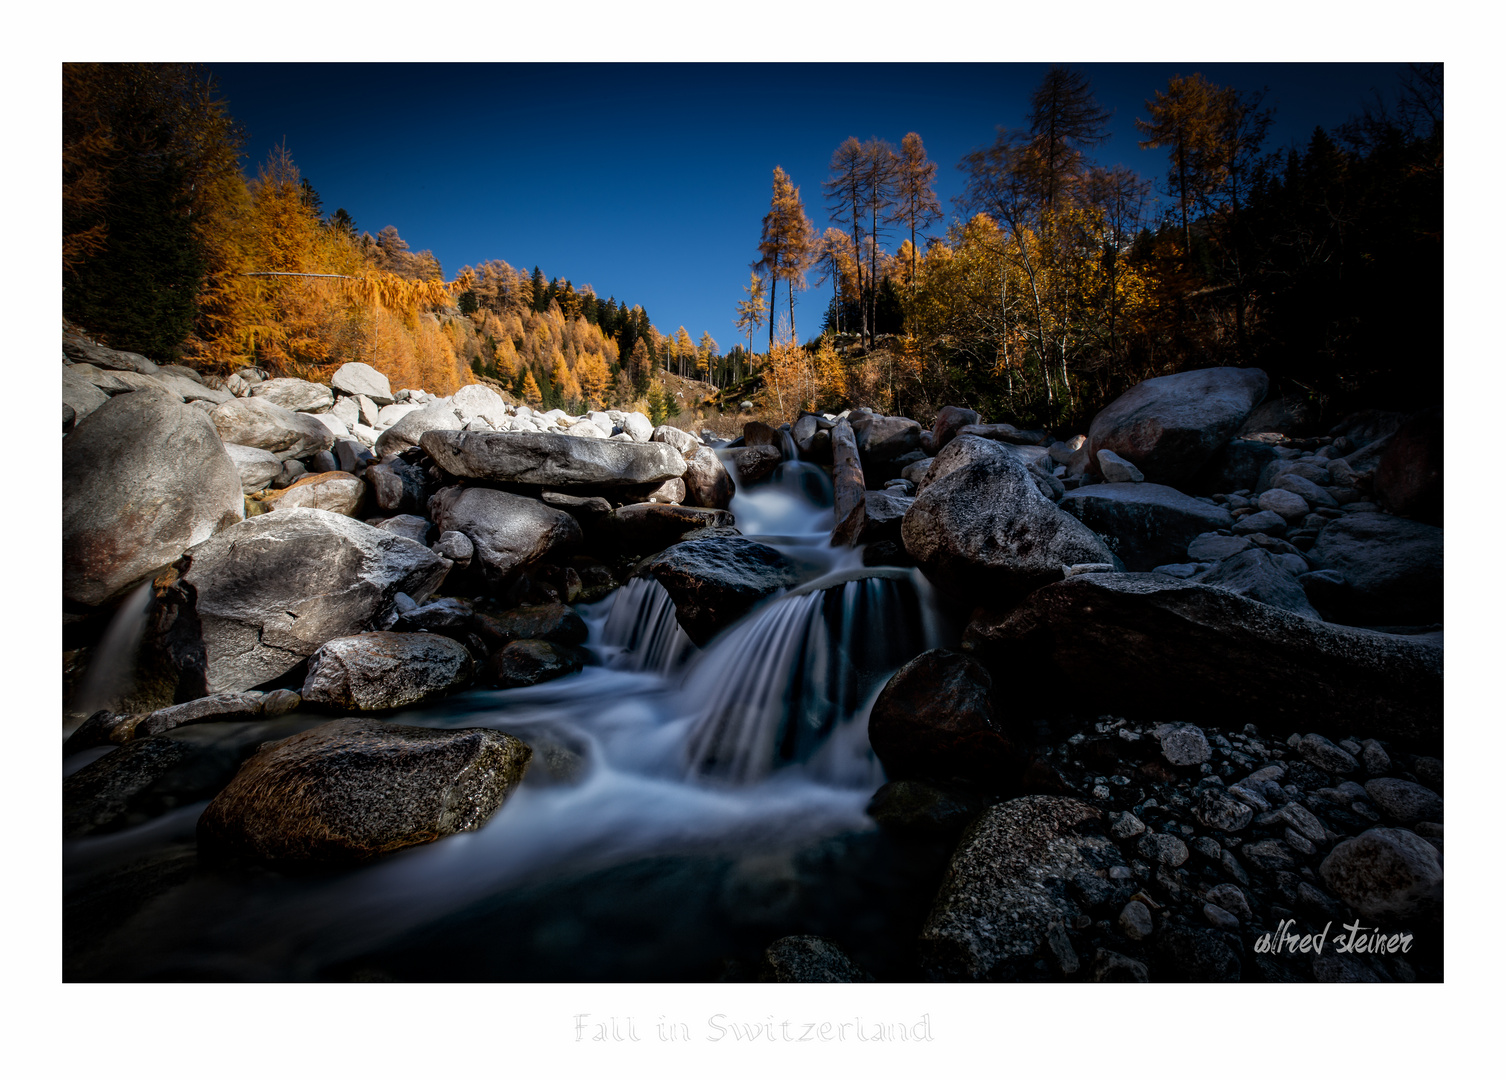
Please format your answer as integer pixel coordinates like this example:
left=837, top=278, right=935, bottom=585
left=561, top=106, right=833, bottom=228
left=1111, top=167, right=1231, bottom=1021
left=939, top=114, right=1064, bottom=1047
left=680, top=570, right=926, bottom=785
left=598, top=576, right=698, bottom=675
left=70, top=578, right=156, bottom=722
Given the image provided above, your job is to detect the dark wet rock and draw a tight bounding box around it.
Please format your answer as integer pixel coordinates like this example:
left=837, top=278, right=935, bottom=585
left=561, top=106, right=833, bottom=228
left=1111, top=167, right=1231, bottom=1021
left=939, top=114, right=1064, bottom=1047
left=1310, top=512, right=1442, bottom=626
left=868, top=650, right=1020, bottom=786
left=1195, top=439, right=1289, bottom=495
left=301, top=631, right=474, bottom=710
left=1195, top=548, right=1321, bottom=620
left=485, top=638, right=587, bottom=688
left=1118, top=899, right=1154, bottom=940
left=262, top=689, right=301, bottom=716
left=853, top=488, right=913, bottom=546
left=919, top=796, right=1113, bottom=980
left=259, top=470, right=365, bottom=517
left=1087, top=366, right=1269, bottom=486
left=197, top=717, right=530, bottom=862
left=637, top=534, right=800, bottom=646
left=366, top=456, right=429, bottom=516
left=420, top=430, right=686, bottom=489
left=591, top=503, right=735, bottom=555
left=1364, top=778, right=1443, bottom=826
left=134, top=691, right=265, bottom=738
left=428, top=486, right=581, bottom=587
left=1320, top=827, right=1443, bottom=920
left=902, top=435, right=1114, bottom=605
left=742, top=420, right=784, bottom=450
left=763, top=936, right=874, bottom=982
left=64, top=391, right=245, bottom=606
left=181, top=509, right=447, bottom=694
left=965, top=573, right=1441, bottom=750
left=727, top=445, right=783, bottom=485
left=681, top=446, right=736, bottom=510
left=64, top=737, right=191, bottom=837
left=865, top=780, right=987, bottom=838
left=333, top=438, right=377, bottom=475
left=1060, top=483, right=1236, bottom=573
left=209, top=397, right=335, bottom=461
left=474, top=603, right=588, bottom=648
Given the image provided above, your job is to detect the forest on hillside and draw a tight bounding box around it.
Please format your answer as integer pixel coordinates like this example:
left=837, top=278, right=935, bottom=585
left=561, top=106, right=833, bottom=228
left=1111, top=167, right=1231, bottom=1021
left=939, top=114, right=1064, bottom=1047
left=62, top=63, right=712, bottom=414
left=63, top=63, right=1441, bottom=433
left=746, top=65, right=1442, bottom=432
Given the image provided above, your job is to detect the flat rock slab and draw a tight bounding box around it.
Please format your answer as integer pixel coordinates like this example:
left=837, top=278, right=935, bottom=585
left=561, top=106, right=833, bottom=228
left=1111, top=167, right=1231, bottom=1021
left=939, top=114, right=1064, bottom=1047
left=197, top=717, right=531, bottom=862
left=259, top=471, right=366, bottom=517
left=421, top=430, right=686, bottom=489
left=64, top=390, right=245, bottom=606
left=970, top=573, right=1442, bottom=750
left=919, top=796, right=1114, bottom=980
left=1060, top=482, right=1234, bottom=572
left=637, top=534, right=801, bottom=646
left=181, top=508, right=447, bottom=694
left=248, top=377, right=332, bottom=413
left=302, top=631, right=474, bottom=710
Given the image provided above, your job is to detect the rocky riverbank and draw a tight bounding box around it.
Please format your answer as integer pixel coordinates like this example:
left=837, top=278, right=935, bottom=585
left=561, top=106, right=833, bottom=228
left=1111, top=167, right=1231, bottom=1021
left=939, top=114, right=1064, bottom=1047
left=62, top=322, right=1443, bottom=982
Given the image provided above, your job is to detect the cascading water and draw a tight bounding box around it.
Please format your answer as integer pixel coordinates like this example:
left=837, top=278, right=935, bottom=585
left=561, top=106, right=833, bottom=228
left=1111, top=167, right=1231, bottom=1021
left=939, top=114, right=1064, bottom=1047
left=64, top=451, right=954, bottom=981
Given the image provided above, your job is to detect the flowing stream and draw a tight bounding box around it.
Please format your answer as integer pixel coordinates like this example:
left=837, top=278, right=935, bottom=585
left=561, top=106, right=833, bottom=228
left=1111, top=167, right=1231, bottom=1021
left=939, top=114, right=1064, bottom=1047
left=64, top=460, right=953, bottom=981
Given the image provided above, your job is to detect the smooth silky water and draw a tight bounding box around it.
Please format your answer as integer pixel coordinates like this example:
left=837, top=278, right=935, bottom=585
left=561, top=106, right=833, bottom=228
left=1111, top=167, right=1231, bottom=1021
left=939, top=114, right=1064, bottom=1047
left=64, top=460, right=955, bottom=981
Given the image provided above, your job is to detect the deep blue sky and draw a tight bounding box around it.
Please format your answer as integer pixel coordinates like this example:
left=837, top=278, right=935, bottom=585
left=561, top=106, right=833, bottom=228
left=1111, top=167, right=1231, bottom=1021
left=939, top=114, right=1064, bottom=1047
left=209, top=62, right=1413, bottom=351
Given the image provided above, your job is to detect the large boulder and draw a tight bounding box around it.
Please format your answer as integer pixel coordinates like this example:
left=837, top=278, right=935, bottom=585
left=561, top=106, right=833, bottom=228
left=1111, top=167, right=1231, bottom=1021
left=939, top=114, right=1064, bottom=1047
left=375, top=405, right=464, bottom=457
left=63, top=334, right=159, bottom=375
left=852, top=413, right=923, bottom=463
left=248, top=377, right=332, bottom=413
left=197, top=717, right=530, bottom=862
left=637, top=534, right=801, bottom=646
left=330, top=362, right=395, bottom=405
left=1086, top=367, right=1269, bottom=486
left=901, top=435, right=1115, bottom=603
left=867, top=650, right=1020, bottom=785
left=209, top=398, right=335, bottom=461
left=968, top=573, right=1442, bottom=750
left=1059, top=483, right=1234, bottom=571
left=420, top=430, right=686, bottom=489
left=683, top=447, right=735, bottom=510
left=930, top=405, right=980, bottom=455
left=451, top=382, right=510, bottom=425
left=918, top=797, right=1116, bottom=980
left=428, top=486, right=582, bottom=586
left=180, top=509, right=447, bottom=694
left=301, top=631, right=474, bottom=710
left=64, top=391, right=244, bottom=606
left=1319, top=827, right=1443, bottom=921
left=1310, top=512, right=1443, bottom=626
